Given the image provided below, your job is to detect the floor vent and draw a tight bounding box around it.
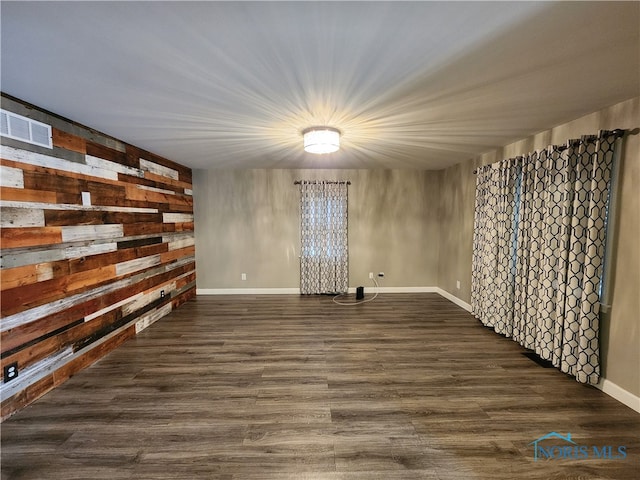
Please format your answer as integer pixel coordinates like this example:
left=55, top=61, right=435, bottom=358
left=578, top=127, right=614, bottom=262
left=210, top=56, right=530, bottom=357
left=0, top=108, right=52, bottom=149
left=522, top=351, right=554, bottom=368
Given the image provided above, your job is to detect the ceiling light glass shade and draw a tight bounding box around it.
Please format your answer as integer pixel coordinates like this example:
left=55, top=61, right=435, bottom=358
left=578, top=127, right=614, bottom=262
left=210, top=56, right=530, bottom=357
left=303, top=127, right=340, bottom=154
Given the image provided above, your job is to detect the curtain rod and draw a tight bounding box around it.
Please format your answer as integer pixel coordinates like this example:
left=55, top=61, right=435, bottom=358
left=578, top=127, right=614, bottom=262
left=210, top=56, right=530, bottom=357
left=472, top=129, right=628, bottom=174
left=294, top=180, right=351, bottom=185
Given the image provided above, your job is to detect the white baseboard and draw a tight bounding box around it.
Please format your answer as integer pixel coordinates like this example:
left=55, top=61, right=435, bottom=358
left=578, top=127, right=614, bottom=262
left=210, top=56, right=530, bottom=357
left=197, top=286, right=440, bottom=295
left=435, top=288, right=472, bottom=312
left=196, top=286, right=472, bottom=309
left=596, top=379, right=640, bottom=413
left=347, top=286, right=438, bottom=294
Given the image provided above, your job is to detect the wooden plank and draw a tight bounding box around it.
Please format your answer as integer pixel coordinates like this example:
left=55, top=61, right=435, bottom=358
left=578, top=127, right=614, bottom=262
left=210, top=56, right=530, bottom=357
left=44, top=210, right=162, bottom=227
left=16, top=159, right=125, bottom=193
left=134, top=303, right=172, bottom=334
left=115, top=254, right=162, bottom=276
left=167, top=236, right=195, bottom=251
left=1, top=242, right=118, bottom=271
left=1, top=265, right=117, bottom=317
left=134, top=146, right=192, bottom=180
left=0, top=226, right=62, bottom=249
left=1, top=301, right=101, bottom=354
left=140, top=158, right=179, bottom=180
left=85, top=141, right=136, bottom=168
left=68, top=242, right=167, bottom=274
left=84, top=293, right=143, bottom=322
left=72, top=299, right=161, bottom=352
left=171, top=285, right=196, bottom=309
left=173, top=222, right=194, bottom=232
left=51, top=128, right=86, bottom=154
left=1, top=324, right=133, bottom=415
left=1, top=145, right=118, bottom=180
left=0, top=165, right=24, bottom=188
left=0, top=347, right=73, bottom=401
left=0, top=200, right=158, bottom=214
left=121, top=282, right=176, bottom=316
left=124, top=184, right=192, bottom=206
left=64, top=242, right=119, bottom=260
left=1, top=248, right=65, bottom=270
left=1, top=374, right=54, bottom=421
left=1, top=333, right=63, bottom=381
left=116, top=237, right=162, bottom=250
left=23, top=170, right=84, bottom=194
left=0, top=264, right=40, bottom=291
left=160, top=245, right=195, bottom=264
left=116, top=171, right=186, bottom=194
left=0, top=207, right=45, bottom=228
left=60, top=224, right=123, bottom=243
left=162, top=212, right=193, bottom=223
left=174, top=272, right=196, bottom=291
left=161, top=203, right=193, bottom=213
left=85, top=155, right=144, bottom=178
left=0, top=187, right=57, bottom=204
left=134, top=170, right=193, bottom=191
left=1, top=259, right=195, bottom=333
left=136, top=184, right=176, bottom=195
left=0, top=263, right=56, bottom=291
left=122, top=222, right=166, bottom=237
left=87, top=195, right=165, bottom=210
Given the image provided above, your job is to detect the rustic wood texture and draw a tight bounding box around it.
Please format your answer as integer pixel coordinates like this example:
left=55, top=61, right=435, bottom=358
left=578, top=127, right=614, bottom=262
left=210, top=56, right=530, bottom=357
left=1, top=294, right=638, bottom=480
left=0, top=98, right=195, bottom=419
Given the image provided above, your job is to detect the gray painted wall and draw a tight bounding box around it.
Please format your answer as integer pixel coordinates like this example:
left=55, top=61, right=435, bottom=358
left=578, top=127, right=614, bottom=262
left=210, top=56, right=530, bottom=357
left=194, top=169, right=442, bottom=290
left=437, top=97, right=640, bottom=397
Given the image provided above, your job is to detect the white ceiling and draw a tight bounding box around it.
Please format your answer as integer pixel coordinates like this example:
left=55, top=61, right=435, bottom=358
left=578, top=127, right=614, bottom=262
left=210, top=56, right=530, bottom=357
left=1, top=1, right=638, bottom=170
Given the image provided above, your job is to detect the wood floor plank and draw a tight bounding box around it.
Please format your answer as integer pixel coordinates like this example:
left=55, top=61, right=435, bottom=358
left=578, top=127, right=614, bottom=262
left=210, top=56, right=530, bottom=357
left=1, top=293, right=638, bottom=479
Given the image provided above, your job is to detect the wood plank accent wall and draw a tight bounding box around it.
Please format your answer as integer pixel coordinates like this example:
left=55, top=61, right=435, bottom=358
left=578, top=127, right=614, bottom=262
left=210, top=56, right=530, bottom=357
left=0, top=95, right=196, bottom=420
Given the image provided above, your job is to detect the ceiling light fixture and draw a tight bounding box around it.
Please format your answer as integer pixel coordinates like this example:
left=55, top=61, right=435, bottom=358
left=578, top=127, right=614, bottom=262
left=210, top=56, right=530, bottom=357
left=302, top=127, right=340, bottom=154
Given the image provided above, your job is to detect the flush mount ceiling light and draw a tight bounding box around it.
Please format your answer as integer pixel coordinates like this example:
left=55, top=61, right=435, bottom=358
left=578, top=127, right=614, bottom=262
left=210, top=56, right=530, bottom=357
left=302, top=127, right=341, bottom=154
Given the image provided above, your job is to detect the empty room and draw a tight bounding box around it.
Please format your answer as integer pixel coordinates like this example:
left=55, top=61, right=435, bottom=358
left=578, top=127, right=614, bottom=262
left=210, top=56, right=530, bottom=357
left=0, top=1, right=638, bottom=479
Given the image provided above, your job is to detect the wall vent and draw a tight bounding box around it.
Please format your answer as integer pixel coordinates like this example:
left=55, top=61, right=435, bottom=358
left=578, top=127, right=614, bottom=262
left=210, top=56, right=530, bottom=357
left=0, top=109, right=52, bottom=149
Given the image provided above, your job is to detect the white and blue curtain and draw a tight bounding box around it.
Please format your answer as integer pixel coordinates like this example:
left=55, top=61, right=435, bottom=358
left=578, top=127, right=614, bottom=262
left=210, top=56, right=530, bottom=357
left=471, top=131, right=622, bottom=384
left=299, top=181, right=349, bottom=294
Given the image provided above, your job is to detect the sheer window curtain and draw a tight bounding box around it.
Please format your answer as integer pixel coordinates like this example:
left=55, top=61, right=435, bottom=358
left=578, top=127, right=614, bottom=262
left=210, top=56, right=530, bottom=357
left=299, top=181, right=349, bottom=295
left=471, top=131, right=622, bottom=384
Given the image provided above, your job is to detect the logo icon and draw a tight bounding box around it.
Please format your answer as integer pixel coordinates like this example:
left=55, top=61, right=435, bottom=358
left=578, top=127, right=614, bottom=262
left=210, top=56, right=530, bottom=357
left=528, top=432, right=577, bottom=461
left=529, top=432, right=627, bottom=462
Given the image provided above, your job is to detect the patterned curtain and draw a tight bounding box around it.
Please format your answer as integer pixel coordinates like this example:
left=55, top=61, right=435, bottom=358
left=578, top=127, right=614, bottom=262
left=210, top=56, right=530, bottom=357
left=471, top=131, right=621, bottom=384
left=299, top=181, right=349, bottom=294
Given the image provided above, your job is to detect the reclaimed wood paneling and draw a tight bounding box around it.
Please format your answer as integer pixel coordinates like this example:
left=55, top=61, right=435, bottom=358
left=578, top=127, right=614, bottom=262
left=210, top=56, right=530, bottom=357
left=0, top=186, right=57, bottom=204
left=0, top=95, right=195, bottom=420
left=1, top=227, right=62, bottom=249
left=0, top=165, right=24, bottom=188
left=0, top=208, right=45, bottom=228
left=51, top=128, right=86, bottom=154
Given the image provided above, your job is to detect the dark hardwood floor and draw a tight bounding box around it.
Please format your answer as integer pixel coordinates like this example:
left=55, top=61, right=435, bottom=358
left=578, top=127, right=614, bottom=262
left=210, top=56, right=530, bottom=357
left=2, top=294, right=638, bottom=479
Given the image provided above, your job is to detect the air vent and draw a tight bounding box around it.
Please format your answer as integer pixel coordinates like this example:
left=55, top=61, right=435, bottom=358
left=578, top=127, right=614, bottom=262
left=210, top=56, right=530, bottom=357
left=0, top=109, right=52, bottom=149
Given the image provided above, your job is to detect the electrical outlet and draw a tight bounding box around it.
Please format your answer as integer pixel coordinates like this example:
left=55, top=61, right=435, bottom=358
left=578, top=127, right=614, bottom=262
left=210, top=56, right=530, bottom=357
left=241, top=273, right=247, bottom=281
left=378, top=272, right=384, bottom=277
left=456, top=280, right=461, bottom=289
left=4, top=362, right=18, bottom=383
left=369, top=272, right=373, bottom=279
left=160, top=290, right=165, bottom=298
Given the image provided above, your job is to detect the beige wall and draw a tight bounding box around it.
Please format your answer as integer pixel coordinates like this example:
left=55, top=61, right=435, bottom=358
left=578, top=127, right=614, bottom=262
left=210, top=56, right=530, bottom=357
left=438, top=97, right=640, bottom=397
left=194, top=169, right=442, bottom=290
